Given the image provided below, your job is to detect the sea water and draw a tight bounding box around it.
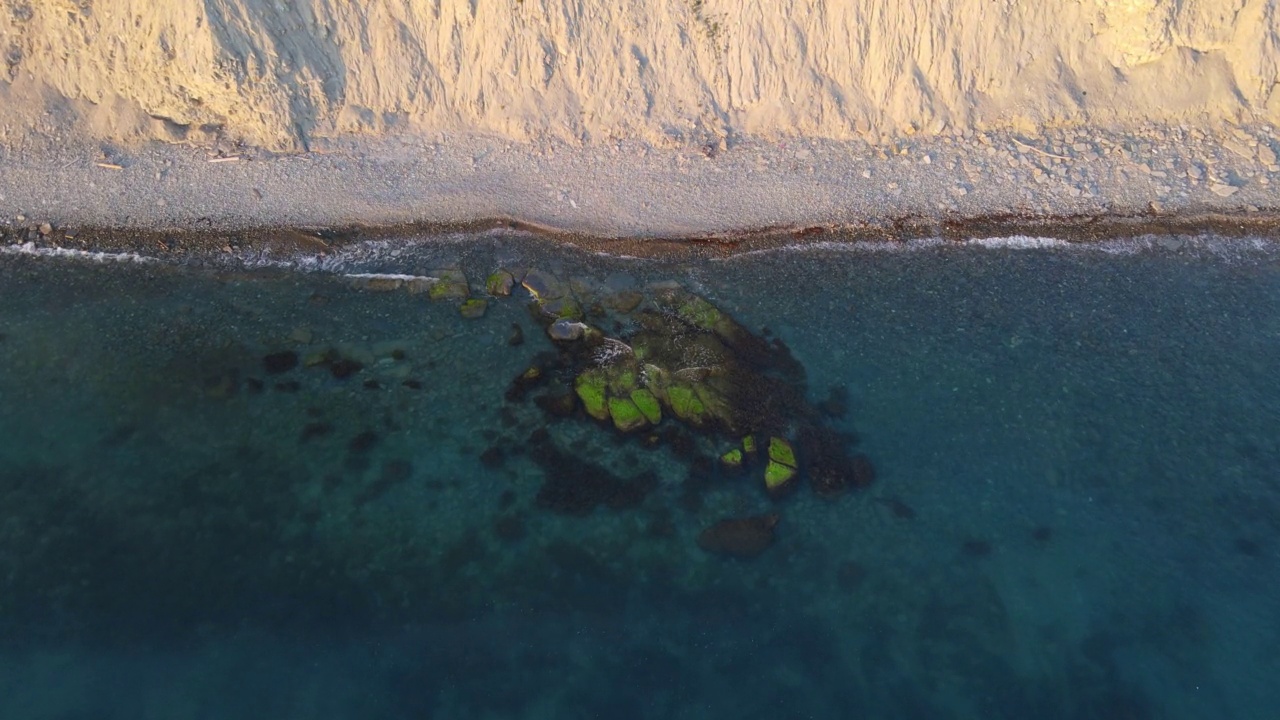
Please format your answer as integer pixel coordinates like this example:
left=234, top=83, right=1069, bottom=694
left=0, top=232, right=1277, bottom=719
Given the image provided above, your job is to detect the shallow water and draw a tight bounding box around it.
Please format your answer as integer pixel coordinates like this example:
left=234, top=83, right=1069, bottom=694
left=1, top=233, right=1278, bottom=720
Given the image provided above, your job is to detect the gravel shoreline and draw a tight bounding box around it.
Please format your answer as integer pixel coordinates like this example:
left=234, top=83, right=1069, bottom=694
left=1, top=125, right=1277, bottom=247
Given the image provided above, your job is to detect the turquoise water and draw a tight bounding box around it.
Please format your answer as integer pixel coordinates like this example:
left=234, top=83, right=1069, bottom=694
left=0, top=233, right=1278, bottom=719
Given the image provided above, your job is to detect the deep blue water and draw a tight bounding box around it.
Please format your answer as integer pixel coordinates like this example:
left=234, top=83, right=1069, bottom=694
left=0, top=233, right=1278, bottom=719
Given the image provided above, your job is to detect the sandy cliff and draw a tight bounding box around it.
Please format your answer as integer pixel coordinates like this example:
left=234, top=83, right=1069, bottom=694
left=0, top=1, right=1277, bottom=235
left=2, top=0, right=1276, bottom=150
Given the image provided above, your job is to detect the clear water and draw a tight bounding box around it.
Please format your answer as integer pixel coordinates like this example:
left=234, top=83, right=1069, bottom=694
left=0, top=233, right=1278, bottom=719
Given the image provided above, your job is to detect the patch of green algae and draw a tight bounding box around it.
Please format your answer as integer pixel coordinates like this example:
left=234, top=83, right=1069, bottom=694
left=608, top=396, right=647, bottom=432
left=667, top=385, right=707, bottom=425
left=575, top=369, right=609, bottom=421
left=630, top=389, right=662, bottom=424
left=765, top=460, right=796, bottom=490
left=768, top=437, right=796, bottom=467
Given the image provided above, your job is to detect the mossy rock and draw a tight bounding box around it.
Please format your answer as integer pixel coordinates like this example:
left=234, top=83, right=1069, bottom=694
left=608, top=397, right=648, bottom=433
left=764, top=460, right=797, bottom=494
left=630, top=389, right=662, bottom=424
left=575, top=369, right=609, bottom=421
left=538, top=297, right=584, bottom=321
left=667, top=384, right=707, bottom=425
left=607, top=367, right=639, bottom=395
left=768, top=437, right=797, bottom=467
left=677, top=295, right=724, bottom=331
left=485, top=270, right=515, bottom=297
left=742, top=435, right=757, bottom=454
left=428, top=269, right=470, bottom=300
left=459, top=299, right=488, bottom=319
left=765, top=437, right=798, bottom=495
left=721, top=448, right=743, bottom=468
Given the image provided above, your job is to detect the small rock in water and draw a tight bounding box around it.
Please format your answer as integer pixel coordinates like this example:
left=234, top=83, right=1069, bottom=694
left=38, top=223, right=52, bottom=236
left=485, top=270, right=515, bottom=297
left=1209, top=183, right=1239, bottom=197
left=459, top=298, right=488, bottom=319
left=329, top=358, right=364, bottom=379
left=426, top=269, right=470, bottom=300
left=547, top=319, right=587, bottom=341
left=289, top=326, right=314, bottom=344
left=697, top=514, right=780, bottom=558
left=507, top=323, right=525, bottom=346
left=262, top=351, right=299, bottom=374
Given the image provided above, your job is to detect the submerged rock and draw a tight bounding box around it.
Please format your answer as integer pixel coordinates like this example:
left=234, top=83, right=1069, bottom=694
left=697, top=514, right=780, bottom=558
left=603, top=290, right=644, bottom=314
left=485, top=270, right=515, bottom=297
left=459, top=298, right=488, bottom=319
left=427, top=269, right=470, bottom=300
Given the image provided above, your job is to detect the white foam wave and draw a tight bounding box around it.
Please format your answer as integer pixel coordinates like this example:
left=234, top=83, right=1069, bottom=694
left=964, top=235, right=1070, bottom=249
left=0, top=241, right=158, bottom=264
left=719, top=233, right=1277, bottom=260
left=343, top=272, right=438, bottom=282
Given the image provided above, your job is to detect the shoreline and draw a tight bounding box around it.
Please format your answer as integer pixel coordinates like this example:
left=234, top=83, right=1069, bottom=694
left=3, top=208, right=1279, bottom=265
left=1, top=125, right=1277, bottom=248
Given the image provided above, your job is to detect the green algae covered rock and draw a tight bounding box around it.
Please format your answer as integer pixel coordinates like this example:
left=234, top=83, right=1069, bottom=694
left=609, top=396, right=648, bottom=432
left=575, top=369, right=609, bottom=421
left=667, top=384, right=707, bottom=425
left=652, top=285, right=741, bottom=341
left=768, top=437, right=796, bottom=467
left=459, top=298, right=488, bottom=319
left=742, top=435, right=757, bottom=454
left=485, top=270, right=515, bottom=297
left=428, top=269, right=470, bottom=300
left=677, top=295, right=724, bottom=331
left=765, top=460, right=796, bottom=494
left=765, top=437, right=798, bottom=496
left=607, top=367, right=639, bottom=395
left=630, top=389, right=662, bottom=425
left=538, top=296, right=584, bottom=321
left=721, top=448, right=743, bottom=468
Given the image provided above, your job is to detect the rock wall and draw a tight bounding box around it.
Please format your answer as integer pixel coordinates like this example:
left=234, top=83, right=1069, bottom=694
left=1, top=0, right=1277, bottom=151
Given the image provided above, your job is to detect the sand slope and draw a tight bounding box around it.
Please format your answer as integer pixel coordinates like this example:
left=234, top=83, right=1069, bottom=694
left=2, top=0, right=1277, bottom=150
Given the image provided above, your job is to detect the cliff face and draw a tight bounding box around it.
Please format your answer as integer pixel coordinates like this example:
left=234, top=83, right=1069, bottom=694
left=1, top=0, right=1276, bottom=151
